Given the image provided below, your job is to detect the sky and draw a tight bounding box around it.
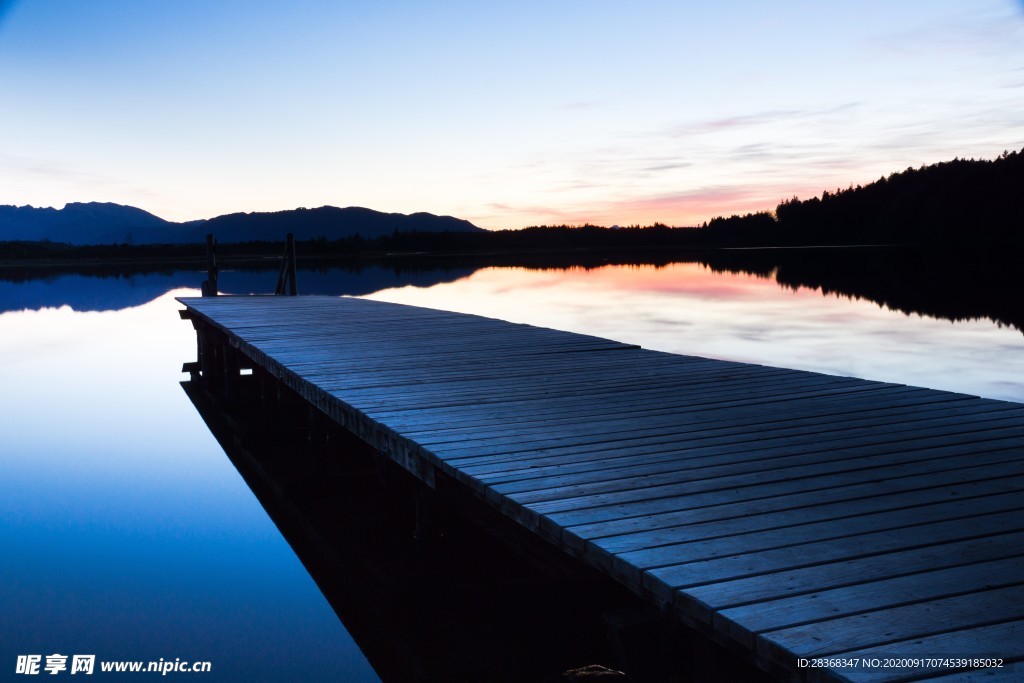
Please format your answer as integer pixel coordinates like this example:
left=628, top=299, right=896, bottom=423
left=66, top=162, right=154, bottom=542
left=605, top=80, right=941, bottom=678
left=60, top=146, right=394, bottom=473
left=1, top=0, right=1022, bottom=229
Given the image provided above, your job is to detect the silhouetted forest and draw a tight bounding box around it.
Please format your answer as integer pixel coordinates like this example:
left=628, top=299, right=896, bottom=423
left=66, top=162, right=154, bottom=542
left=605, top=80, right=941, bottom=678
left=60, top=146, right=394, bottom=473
left=703, top=148, right=1024, bottom=246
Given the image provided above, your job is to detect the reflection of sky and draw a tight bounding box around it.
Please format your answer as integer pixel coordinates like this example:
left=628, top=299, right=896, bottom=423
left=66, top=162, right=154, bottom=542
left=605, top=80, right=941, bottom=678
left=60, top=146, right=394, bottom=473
left=0, top=266, right=475, bottom=314
left=365, top=263, right=1024, bottom=402
left=0, top=290, right=378, bottom=681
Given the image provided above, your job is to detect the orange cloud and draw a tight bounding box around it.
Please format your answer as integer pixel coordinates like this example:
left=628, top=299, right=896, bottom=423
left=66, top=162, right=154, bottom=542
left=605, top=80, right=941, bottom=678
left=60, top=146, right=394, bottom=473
left=470, top=182, right=826, bottom=229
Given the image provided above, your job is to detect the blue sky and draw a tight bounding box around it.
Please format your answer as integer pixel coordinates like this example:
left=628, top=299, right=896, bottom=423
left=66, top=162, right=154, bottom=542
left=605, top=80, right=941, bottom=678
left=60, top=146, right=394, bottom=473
left=1, top=0, right=1022, bottom=228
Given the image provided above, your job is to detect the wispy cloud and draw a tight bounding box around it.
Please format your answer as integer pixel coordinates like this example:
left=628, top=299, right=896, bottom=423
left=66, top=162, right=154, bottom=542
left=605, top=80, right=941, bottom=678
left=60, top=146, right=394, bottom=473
left=479, top=101, right=885, bottom=228
left=592, top=184, right=798, bottom=224
left=866, top=11, right=1024, bottom=59
left=476, top=181, right=808, bottom=229
left=661, top=103, right=862, bottom=140
left=481, top=202, right=586, bottom=226
left=641, top=162, right=692, bottom=173
left=0, top=153, right=160, bottom=210
left=557, top=100, right=607, bottom=110
left=666, top=109, right=804, bottom=137
left=0, top=153, right=103, bottom=185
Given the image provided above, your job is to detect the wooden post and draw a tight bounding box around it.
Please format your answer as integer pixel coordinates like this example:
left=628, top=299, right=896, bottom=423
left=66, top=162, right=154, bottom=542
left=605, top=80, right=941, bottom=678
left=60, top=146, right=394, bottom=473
left=275, top=233, right=298, bottom=295
left=201, top=233, right=218, bottom=297
left=287, top=232, right=298, bottom=296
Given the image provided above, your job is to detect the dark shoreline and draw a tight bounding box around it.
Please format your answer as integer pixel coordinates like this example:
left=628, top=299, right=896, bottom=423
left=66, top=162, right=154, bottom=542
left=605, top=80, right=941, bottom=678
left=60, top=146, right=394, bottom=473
left=0, top=242, right=910, bottom=272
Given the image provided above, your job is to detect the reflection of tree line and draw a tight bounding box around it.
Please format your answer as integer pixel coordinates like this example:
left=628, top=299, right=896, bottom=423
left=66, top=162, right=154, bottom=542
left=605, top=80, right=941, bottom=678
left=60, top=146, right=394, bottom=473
left=375, top=247, right=1024, bottom=334
left=696, top=247, right=1024, bottom=334
left=380, top=247, right=1024, bottom=335
left=3, top=245, right=1020, bottom=335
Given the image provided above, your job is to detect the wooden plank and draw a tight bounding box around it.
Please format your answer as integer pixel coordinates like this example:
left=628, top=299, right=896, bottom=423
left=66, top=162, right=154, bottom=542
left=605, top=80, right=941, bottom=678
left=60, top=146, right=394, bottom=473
left=519, top=430, right=1024, bottom=524
left=756, top=585, right=1024, bottom=672
left=543, top=446, right=1023, bottom=536
left=476, top=410, right=1005, bottom=490
left=391, top=386, right=945, bottom=438
left=646, top=509, right=1024, bottom=602
left=562, top=458, right=1024, bottom=554
left=366, top=378, right=921, bottom=428
left=455, top=407, right=1024, bottom=465
left=719, top=555, right=1024, bottom=643
left=589, top=472, right=1024, bottom=557
left=417, top=384, right=985, bottom=455
left=375, top=383, right=923, bottom=437
left=412, top=394, right=1010, bottom=450
left=334, top=368, right=858, bottom=415
left=366, top=376, right=908, bottom=421
left=609, top=491, right=1023, bottom=588
left=486, top=408, right=1024, bottom=500
left=285, top=350, right=702, bottom=385
left=322, top=367, right=843, bottom=411
left=383, top=387, right=935, bottom=463
left=681, top=531, right=1024, bottom=626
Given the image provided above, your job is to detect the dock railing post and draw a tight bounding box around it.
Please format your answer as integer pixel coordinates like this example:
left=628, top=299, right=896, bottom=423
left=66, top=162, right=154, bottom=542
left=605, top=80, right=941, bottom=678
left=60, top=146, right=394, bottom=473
left=201, top=233, right=218, bottom=297
left=275, top=233, right=298, bottom=296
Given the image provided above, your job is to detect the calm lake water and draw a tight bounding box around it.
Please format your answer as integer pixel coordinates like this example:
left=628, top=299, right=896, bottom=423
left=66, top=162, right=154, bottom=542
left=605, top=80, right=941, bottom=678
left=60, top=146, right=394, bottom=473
left=2, top=254, right=1022, bottom=680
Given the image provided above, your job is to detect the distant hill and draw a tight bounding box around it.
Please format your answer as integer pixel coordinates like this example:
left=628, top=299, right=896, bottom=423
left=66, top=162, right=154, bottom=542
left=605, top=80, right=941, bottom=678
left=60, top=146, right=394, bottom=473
left=0, top=203, right=483, bottom=245
left=201, top=206, right=483, bottom=243
left=0, top=202, right=202, bottom=244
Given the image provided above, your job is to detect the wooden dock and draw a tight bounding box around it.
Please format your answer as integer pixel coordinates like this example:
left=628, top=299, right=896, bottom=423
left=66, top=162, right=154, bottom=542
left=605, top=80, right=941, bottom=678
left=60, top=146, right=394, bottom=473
left=178, top=294, right=1024, bottom=683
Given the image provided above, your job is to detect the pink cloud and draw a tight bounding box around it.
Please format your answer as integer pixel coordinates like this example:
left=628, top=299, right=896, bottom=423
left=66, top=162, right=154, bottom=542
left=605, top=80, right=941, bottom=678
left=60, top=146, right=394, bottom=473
left=469, top=183, right=815, bottom=229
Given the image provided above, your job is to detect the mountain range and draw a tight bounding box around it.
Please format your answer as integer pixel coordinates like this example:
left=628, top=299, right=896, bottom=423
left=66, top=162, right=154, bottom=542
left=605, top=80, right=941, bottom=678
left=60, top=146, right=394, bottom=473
left=0, top=202, right=484, bottom=245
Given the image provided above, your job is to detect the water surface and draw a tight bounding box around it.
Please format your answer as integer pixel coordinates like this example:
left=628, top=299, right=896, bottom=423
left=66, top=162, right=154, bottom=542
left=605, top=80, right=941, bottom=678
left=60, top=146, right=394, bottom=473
left=0, top=291, right=379, bottom=681
left=2, top=253, right=1021, bottom=679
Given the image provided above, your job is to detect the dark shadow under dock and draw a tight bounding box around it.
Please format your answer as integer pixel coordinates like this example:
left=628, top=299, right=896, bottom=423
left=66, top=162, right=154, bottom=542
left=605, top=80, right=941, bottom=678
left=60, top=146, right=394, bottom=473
left=182, top=369, right=773, bottom=682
